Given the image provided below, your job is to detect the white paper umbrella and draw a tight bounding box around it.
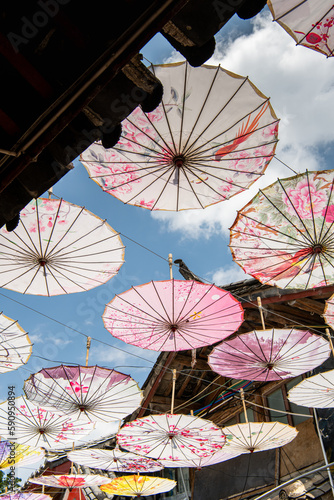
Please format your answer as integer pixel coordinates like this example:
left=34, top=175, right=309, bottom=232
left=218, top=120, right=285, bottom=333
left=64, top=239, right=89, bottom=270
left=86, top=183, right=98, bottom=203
left=117, top=413, right=226, bottom=460
left=268, top=0, right=334, bottom=57
left=81, top=61, right=279, bottom=211
left=288, top=369, right=334, bottom=408
left=222, top=422, right=298, bottom=454
left=68, top=447, right=163, bottom=473
left=24, top=365, right=143, bottom=422
left=0, top=197, right=124, bottom=296
left=0, top=396, right=95, bottom=449
left=0, top=312, right=32, bottom=373
left=29, top=474, right=111, bottom=489
left=100, top=475, right=176, bottom=497
left=208, top=328, right=331, bottom=382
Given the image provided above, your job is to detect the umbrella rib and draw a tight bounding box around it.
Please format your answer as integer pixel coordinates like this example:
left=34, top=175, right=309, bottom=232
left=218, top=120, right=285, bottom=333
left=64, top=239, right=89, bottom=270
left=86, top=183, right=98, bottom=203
left=182, top=65, right=221, bottom=152
left=178, top=60, right=188, bottom=154
left=120, top=284, right=171, bottom=322
left=187, top=99, right=270, bottom=158
left=188, top=135, right=278, bottom=161
left=185, top=162, right=258, bottom=194
left=123, top=116, right=174, bottom=157
left=42, top=198, right=63, bottom=258
left=179, top=166, right=206, bottom=209
left=47, top=222, right=121, bottom=260
left=43, top=204, right=85, bottom=258
left=316, top=176, right=334, bottom=242
left=0, top=236, right=38, bottom=261
left=235, top=212, right=314, bottom=246
left=295, top=5, right=334, bottom=47
left=182, top=75, right=249, bottom=156
left=191, top=118, right=278, bottom=159
left=174, top=281, right=197, bottom=324
left=276, top=179, right=315, bottom=243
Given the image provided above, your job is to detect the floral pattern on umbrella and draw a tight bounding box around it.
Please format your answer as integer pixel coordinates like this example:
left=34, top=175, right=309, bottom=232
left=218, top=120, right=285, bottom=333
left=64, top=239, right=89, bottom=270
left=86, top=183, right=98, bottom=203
left=222, top=422, right=298, bottom=454
left=100, top=475, right=176, bottom=497
left=103, top=279, right=244, bottom=351
left=230, top=170, right=334, bottom=290
left=117, top=414, right=226, bottom=460
left=81, top=61, right=279, bottom=211
left=0, top=441, right=44, bottom=469
left=0, top=198, right=124, bottom=296
left=23, top=365, right=143, bottom=422
left=0, top=312, right=32, bottom=373
left=68, top=447, right=163, bottom=473
left=268, top=0, right=334, bottom=57
left=287, top=369, right=334, bottom=408
left=29, top=474, right=111, bottom=489
left=0, top=396, right=95, bottom=449
left=208, top=328, right=330, bottom=382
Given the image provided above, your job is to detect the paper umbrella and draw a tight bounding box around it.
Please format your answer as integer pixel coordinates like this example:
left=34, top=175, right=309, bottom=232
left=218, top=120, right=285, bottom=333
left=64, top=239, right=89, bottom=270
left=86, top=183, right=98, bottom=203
left=208, top=328, right=331, bottom=382
left=103, top=279, right=244, bottom=351
left=0, top=197, right=124, bottom=296
left=81, top=61, right=279, bottom=211
left=23, top=365, right=143, bottom=422
left=230, top=169, right=334, bottom=290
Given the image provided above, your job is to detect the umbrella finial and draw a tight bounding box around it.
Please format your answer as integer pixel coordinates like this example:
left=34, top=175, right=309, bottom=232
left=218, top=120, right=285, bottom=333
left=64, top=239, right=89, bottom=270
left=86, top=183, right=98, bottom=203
left=85, top=337, right=91, bottom=366
left=240, top=388, right=248, bottom=424
left=48, top=186, right=53, bottom=199
left=171, top=369, right=177, bottom=414
left=168, top=253, right=173, bottom=279
left=257, top=297, right=266, bottom=330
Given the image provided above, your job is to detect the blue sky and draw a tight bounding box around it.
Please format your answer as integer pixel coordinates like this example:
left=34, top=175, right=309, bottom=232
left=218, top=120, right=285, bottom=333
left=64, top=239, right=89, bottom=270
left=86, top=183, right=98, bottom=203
left=1, top=6, right=334, bottom=481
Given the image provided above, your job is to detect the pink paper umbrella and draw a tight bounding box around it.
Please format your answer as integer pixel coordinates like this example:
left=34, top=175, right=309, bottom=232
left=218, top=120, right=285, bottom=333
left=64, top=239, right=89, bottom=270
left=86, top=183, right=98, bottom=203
left=117, top=414, right=226, bottom=460
left=103, top=279, right=244, bottom=351
left=208, top=328, right=331, bottom=382
left=23, top=365, right=143, bottom=422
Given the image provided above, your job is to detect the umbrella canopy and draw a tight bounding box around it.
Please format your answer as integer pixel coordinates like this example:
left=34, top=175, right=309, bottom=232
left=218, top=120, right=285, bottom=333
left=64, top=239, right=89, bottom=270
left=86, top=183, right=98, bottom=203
left=0, top=441, right=44, bottom=469
left=0, top=396, right=95, bottom=449
left=287, top=369, right=334, bottom=408
left=159, top=448, right=239, bottom=469
left=117, top=413, right=226, bottom=460
left=208, top=328, right=331, bottom=382
left=68, top=447, right=163, bottom=473
left=222, top=422, right=298, bottom=454
left=268, top=0, right=334, bottom=57
left=0, top=197, right=124, bottom=296
left=29, top=474, right=111, bottom=489
left=23, top=365, right=143, bottom=422
left=103, top=279, right=244, bottom=351
left=230, top=169, right=334, bottom=290
left=100, top=475, right=176, bottom=497
left=81, top=61, right=279, bottom=211
left=0, top=312, right=32, bottom=373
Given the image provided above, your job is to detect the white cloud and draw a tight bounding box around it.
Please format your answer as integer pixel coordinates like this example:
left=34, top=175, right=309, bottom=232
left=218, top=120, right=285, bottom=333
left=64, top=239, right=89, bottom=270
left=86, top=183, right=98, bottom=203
left=151, top=12, right=334, bottom=240
left=208, top=265, right=250, bottom=287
